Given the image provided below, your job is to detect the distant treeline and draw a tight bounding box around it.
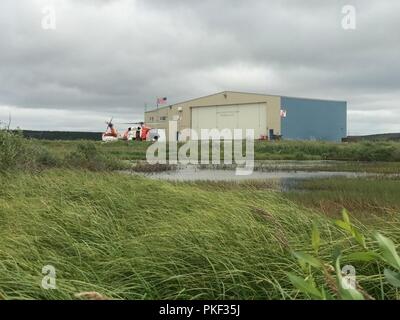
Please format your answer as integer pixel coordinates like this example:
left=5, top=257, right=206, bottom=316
left=20, top=130, right=102, bottom=141
left=344, top=133, right=400, bottom=142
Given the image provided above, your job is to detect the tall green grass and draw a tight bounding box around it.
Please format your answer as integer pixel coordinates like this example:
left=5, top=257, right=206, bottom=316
left=0, top=131, right=126, bottom=171
left=2, top=131, right=400, bottom=299
left=0, top=170, right=399, bottom=299
left=4, top=130, right=400, bottom=173
left=38, top=139, right=400, bottom=162
left=0, top=130, right=60, bottom=171
left=286, top=177, right=400, bottom=218
left=64, top=141, right=127, bottom=171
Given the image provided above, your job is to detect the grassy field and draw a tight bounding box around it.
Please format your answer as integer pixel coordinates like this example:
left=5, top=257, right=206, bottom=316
left=0, top=170, right=399, bottom=300
left=38, top=138, right=400, bottom=162
left=285, top=177, right=400, bottom=219
left=33, top=138, right=400, bottom=174
left=1, top=131, right=400, bottom=300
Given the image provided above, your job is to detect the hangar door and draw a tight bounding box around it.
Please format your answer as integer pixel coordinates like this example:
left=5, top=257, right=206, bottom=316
left=191, top=103, right=267, bottom=140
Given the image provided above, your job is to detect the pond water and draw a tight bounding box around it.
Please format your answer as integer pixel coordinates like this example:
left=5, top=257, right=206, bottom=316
left=136, top=166, right=370, bottom=182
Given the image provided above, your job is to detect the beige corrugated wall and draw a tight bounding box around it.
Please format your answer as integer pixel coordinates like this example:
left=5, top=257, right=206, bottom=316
left=144, top=91, right=281, bottom=140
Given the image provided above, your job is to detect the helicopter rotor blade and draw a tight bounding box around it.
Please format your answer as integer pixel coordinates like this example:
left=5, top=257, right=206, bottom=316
left=105, top=117, right=114, bottom=126
left=116, top=122, right=142, bottom=125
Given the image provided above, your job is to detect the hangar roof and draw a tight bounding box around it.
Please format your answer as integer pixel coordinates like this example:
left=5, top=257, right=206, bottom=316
left=145, top=91, right=346, bottom=113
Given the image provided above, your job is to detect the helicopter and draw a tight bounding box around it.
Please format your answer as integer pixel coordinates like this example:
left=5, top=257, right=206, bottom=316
left=102, top=117, right=164, bottom=142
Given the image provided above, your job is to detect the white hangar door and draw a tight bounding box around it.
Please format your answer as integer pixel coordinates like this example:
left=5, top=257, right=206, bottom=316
left=191, top=103, right=267, bottom=140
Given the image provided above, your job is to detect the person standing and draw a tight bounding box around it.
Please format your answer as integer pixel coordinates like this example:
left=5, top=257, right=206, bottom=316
left=140, top=125, right=150, bottom=141
left=135, top=127, right=141, bottom=141
left=122, top=127, right=132, bottom=140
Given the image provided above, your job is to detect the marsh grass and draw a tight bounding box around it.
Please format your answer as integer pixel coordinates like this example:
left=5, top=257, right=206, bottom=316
left=285, top=177, right=400, bottom=218
left=0, top=131, right=126, bottom=172
left=1, top=132, right=400, bottom=300
left=38, top=139, right=400, bottom=162
left=64, top=141, right=127, bottom=171
left=0, top=170, right=399, bottom=299
left=0, top=130, right=61, bottom=171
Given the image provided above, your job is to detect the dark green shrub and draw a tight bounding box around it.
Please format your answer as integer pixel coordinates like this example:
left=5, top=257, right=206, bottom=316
left=33, top=146, right=61, bottom=167
left=0, top=130, right=33, bottom=171
left=1, top=130, right=60, bottom=171
left=65, top=142, right=124, bottom=171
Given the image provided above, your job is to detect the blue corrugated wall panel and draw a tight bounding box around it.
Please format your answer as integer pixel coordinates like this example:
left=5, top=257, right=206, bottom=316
left=281, top=97, right=347, bottom=142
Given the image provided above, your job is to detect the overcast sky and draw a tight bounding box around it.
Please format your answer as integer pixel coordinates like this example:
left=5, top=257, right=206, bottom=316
left=0, top=0, right=399, bottom=134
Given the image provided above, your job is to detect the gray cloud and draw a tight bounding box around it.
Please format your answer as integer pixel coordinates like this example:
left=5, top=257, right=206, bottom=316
left=0, top=0, right=399, bottom=134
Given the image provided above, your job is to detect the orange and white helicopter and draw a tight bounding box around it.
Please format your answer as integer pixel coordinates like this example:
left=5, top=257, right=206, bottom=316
left=102, top=117, right=164, bottom=142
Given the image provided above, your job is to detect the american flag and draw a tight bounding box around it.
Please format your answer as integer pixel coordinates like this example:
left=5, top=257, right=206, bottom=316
left=157, top=97, right=167, bottom=105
